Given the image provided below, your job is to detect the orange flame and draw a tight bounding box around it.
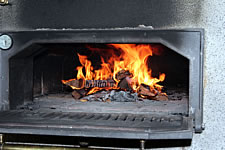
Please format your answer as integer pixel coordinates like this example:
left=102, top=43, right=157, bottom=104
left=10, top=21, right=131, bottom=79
left=62, top=44, right=166, bottom=95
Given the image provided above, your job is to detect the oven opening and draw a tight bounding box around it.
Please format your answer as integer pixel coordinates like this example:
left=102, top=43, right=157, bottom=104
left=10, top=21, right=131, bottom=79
left=9, top=43, right=189, bottom=115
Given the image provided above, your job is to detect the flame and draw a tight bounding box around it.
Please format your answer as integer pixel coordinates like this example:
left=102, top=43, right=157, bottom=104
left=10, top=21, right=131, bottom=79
left=62, top=44, right=166, bottom=95
left=110, top=44, right=165, bottom=91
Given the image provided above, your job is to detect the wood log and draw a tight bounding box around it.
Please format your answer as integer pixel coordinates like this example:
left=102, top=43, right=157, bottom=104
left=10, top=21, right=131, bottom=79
left=85, top=80, right=115, bottom=88
left=78, top=89, right=87, bottom=96
left=138, top=84, right=156, bottom=97
left=63, top=79, right=115, bottom=89
left=71, top=89, right=88, bottom=100
left=63, top=79, right=84, bottom=89
left=138, top=84, right=168, bottom=100
left=72, top=90, right=82, bottom=99
left=115, top=69, right=132, bottom=80
left=118, top=77, right=133, bottom=91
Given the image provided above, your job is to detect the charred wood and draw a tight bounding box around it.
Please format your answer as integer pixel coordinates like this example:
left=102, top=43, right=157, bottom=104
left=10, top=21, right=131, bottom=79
left=115, top=69, right=132, bottom=80
left=85, top=80, right=115, bottom=88
left=71, top=89, right=87, bottom=100
left=153, top=93, right=168, bottom=101
left=72, top=90, right=82, bottom=99
left=118, top=77, right=133, bottom=91
left=63, top=79, right=115, bottom=89
left=138, top=84, right=156, bottom=97
left=63, top=79, right=84, bottom=88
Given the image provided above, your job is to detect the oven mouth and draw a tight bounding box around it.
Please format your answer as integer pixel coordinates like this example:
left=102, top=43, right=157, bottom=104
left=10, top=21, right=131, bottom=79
left=10, top=43, right=189, bottom=113
left=0, top=29, right=203, bottom=140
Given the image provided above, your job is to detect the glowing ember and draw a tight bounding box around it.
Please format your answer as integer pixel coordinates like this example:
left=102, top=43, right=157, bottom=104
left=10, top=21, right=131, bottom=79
left=62, top=44, right=166, bottom=97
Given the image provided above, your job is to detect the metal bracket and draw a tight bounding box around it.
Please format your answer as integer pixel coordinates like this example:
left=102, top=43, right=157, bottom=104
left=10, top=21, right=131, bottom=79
left=194, top=109, right=204, bottom=133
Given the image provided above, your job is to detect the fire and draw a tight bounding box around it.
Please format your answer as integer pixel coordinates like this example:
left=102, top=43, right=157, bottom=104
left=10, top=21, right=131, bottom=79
left=62, top=44, right=166, bottom=96
left=110, top=44, right=165, bottom=91
left=76, top=54, right=114, bottom=81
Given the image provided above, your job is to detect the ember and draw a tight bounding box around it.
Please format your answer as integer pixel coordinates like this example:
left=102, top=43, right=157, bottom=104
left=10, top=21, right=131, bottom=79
left=62, top=44, right=167, bottom=101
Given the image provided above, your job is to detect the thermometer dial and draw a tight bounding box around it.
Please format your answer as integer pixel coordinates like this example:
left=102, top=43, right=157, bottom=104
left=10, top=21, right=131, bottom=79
left=0, top=34, right=13, bottom=50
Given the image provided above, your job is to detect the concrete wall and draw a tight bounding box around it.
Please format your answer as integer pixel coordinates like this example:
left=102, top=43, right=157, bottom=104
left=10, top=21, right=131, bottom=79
left=190, top=1, right=225, bottom=149
left=1, top=0, right=225, bottom=149
left=156, top=1, right=225, bottom=149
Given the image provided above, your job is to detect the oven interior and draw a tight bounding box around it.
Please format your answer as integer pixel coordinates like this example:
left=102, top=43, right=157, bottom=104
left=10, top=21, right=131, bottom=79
left=10, top=43, right=189, bottom=113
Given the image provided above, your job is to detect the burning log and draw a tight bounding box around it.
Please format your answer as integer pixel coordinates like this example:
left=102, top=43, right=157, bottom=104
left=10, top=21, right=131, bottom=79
left=85, top=80, right=115, bottom=88
left=62, top=44, right=168, bottom=101
left=71, top=89, right=87, bottom=100
left=63, top=79, right=115, bottom=89
left=138, top=84, right=156, bottom=97
left=118, top=77, right=133, bottom=91
left=63, top=79, right=84, bottom=89
left=138, top=84, right=168, bottom=100
left=115, top=69, right=132, bottom=80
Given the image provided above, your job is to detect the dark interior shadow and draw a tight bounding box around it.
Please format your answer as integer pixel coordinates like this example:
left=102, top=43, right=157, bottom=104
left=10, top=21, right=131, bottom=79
left=5, top=134, right=192, bottom=149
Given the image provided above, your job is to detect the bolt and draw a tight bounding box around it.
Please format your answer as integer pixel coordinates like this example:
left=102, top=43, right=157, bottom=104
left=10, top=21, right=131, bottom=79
left=140, top=140, right=145, bottom=150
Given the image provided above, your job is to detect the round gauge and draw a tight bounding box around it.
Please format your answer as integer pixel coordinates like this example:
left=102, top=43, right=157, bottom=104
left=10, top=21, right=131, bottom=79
left=0, top=34, right=13, bottom=50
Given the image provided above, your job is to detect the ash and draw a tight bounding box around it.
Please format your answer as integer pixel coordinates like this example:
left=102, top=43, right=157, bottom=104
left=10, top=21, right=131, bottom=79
left=82, top=90, right=138, bottom=102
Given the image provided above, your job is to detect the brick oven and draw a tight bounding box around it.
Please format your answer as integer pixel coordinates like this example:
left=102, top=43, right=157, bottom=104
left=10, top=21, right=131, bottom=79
left=0, top=0, right=212, bottom=149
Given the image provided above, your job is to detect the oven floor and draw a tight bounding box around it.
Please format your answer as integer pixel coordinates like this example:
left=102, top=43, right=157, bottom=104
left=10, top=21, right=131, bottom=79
left=27, top=94, right=188, bottom=115
left=0, top=95, right=191, bottom=139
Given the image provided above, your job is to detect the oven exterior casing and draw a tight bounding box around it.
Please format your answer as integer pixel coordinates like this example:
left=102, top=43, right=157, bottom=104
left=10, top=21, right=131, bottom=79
left=0, top=29, right=203, bottom=139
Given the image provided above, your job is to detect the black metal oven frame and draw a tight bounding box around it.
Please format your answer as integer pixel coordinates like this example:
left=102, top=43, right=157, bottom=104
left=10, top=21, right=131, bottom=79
left=0, top=29, right=204, bottom=140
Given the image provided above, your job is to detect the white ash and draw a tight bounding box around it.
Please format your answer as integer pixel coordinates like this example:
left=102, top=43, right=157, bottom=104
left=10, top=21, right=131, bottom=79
left=81, top=90, right=138, bottom=102
left=110, top=90, right=138, bottom=102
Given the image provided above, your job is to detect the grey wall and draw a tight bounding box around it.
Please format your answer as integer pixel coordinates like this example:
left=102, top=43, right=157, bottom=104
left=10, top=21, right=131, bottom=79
left=158, top=1, right=225, bottom=150
left=1, top=0, right=225, bottom=149
left=152, top=1, right=225, bottom=149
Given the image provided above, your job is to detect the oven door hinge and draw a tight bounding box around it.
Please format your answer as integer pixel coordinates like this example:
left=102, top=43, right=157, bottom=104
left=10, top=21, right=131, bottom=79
left=194, top=109, right=204, bottom=133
